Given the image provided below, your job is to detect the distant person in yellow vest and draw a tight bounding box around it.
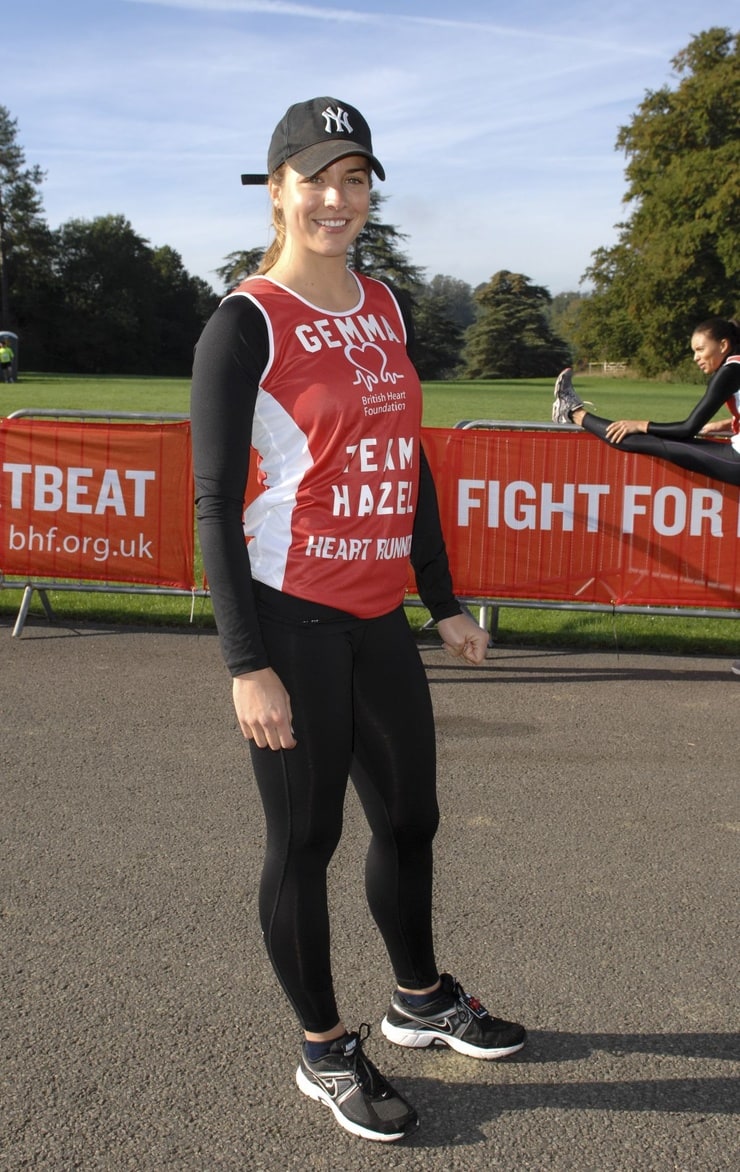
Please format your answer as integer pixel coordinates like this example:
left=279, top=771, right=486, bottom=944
left=0, top=340, right=14, bottom=382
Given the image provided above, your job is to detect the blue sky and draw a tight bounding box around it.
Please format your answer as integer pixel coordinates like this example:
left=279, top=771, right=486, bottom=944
left=3, top=1, right=734, bottom=296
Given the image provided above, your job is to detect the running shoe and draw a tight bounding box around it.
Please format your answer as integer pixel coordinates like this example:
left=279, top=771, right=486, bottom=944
left=731, top=661, right=740, bottom=676
left=552, top=366, right=587, bottom=424
left=381, top=973, right=526, bottom=1060
left=296, top=1025, right=418, bottom=1142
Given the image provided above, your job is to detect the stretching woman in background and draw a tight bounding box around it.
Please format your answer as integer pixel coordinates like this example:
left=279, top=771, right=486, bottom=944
left=551, top=315, right=740, bottom=673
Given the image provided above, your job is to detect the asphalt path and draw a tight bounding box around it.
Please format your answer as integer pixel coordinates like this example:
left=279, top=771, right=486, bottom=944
left=1, top=617, right=738, bottom=1171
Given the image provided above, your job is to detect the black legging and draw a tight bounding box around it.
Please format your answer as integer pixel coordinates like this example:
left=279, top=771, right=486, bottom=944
left=581, top=412, right=740, bottom=487
left=249, top=597, right=440, bottom=1033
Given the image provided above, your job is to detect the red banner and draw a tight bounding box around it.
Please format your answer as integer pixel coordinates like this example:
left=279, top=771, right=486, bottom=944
left=0, top=418, right=194, bottom=589
left=4, top=418, right=738, bottom=609
left=419, top=427, right=740, bottom=608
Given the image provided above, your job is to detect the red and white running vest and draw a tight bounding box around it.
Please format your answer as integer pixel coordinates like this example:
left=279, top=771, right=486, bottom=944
left=227, top=272, right=423, bottom=617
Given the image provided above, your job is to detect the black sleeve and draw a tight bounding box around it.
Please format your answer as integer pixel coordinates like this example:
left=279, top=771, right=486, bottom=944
left=411, top=443, right=462, bottom=621
left=389, top=285, right=462, bottom=621
left=190, top=295, right=270, bottom=676
left=646, top=364, right=740, bottom=439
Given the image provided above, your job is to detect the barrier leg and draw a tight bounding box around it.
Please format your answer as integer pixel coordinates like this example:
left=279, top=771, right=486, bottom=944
left=489, top=605, right=500, bottom=643
left=38, top=590, right=55, bottom=622
left=10, top=586, right=56, bottom=637
left=477, top=603, right=498, bottom=647
left=12, top=586, right=34, bottom=638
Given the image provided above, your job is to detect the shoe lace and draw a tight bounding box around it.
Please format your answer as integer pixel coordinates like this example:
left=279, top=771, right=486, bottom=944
left=352, top=1024, right=389, bottom=1097
left=454, top=977, right=490, bottom=1019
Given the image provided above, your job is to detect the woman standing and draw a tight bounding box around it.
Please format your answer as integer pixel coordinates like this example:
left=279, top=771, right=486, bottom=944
left=191, top=97, right=525, bottom=1143
left=551, top=316, right=740, bottom=675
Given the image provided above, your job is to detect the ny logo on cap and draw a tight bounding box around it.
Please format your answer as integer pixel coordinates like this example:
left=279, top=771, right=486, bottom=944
left=321, top=105, right=353, bottom=135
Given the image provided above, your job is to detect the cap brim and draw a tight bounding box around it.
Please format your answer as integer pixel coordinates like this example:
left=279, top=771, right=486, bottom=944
left=241, top=173, right=269, bottom=185
left=286, top=141, right=385, bottom=181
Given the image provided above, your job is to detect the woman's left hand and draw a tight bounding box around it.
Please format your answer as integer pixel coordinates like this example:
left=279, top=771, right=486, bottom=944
left=699, top=418, right=733, bottom=436
left=436, top=612, right=489, bottom=666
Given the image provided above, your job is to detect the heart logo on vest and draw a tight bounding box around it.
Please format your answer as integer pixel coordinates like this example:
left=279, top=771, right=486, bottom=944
left=345, top=341, right=390, bottom=391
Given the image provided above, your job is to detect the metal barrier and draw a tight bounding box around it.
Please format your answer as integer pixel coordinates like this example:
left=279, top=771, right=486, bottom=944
left=455, top=418, right=565, bottom=431
left=4, top=412, right=739, bottom=639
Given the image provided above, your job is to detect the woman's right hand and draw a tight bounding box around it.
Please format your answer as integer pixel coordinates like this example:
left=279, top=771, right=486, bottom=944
left=232, top=668, right=297, bottom=751
left=605, top=419, right=649, bottom=443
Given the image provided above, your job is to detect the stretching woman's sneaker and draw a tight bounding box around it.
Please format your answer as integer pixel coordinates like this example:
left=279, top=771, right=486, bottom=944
left=552, top=367, right=587, bottom=423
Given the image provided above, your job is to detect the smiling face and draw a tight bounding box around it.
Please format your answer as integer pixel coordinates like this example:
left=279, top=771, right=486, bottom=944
left=269, top=155, right=371, bottom=263
left=691, top=330, right=730, bottom=375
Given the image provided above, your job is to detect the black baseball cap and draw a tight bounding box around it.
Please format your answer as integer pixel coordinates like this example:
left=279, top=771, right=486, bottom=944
left=241, top=96, right=385, bottom=186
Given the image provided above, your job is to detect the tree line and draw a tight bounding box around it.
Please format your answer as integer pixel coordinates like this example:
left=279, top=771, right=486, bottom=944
left=0, top=108, right=219, bottom=377
left=0, top=27, right=736, bottom=379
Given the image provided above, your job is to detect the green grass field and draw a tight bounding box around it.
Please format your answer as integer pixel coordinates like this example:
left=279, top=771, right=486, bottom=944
left=2, top=371, right=739, bottom=656
left=0, top=370, right=707, bottom=427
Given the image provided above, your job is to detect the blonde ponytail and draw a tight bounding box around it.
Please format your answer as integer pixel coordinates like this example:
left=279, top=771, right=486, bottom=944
left=257, top=167, right=286, bottom=275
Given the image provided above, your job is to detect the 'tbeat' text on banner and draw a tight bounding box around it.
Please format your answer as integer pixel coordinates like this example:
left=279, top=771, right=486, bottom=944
left=0, top=419, right=194, bottom=589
